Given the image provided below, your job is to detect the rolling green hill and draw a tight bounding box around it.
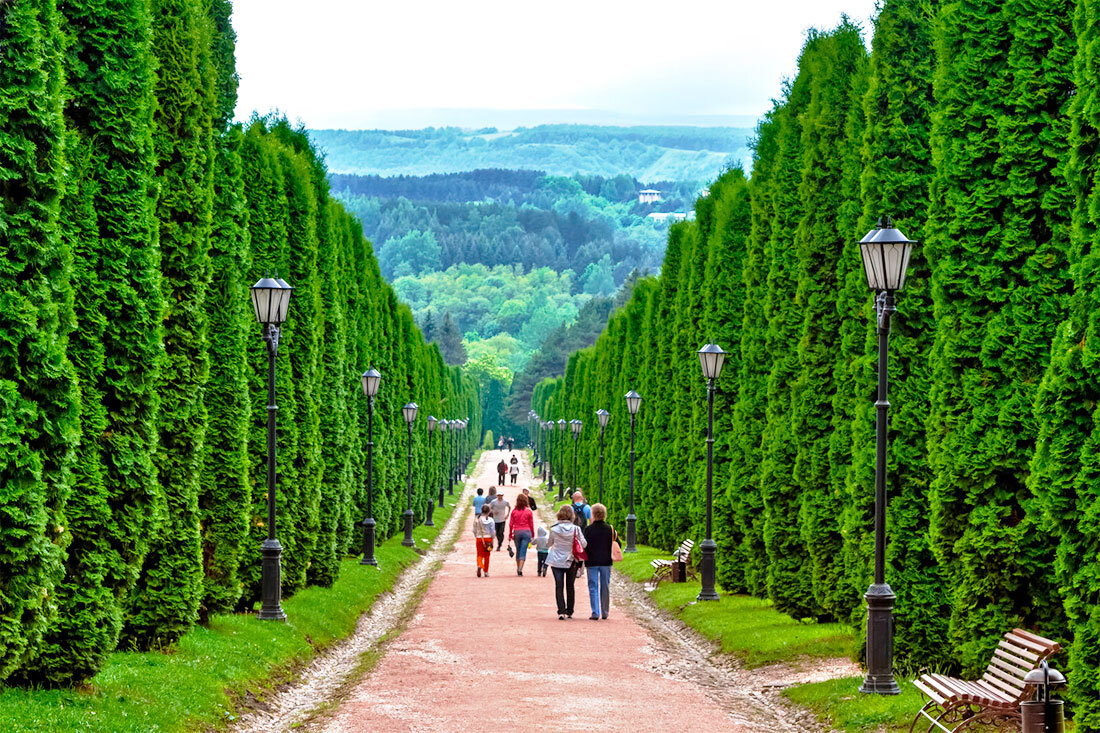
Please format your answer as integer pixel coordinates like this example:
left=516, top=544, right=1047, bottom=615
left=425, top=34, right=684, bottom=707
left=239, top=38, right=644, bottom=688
left=309, top=124, right=752, bottom=180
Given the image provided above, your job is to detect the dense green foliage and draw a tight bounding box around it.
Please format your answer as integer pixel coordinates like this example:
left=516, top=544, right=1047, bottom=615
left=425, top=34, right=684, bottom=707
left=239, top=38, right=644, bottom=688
left=0, top=1, right=479, bottom=688
left=534, top=7, right=1100, bottom=722
left=309, top=125, right=751, bottom=180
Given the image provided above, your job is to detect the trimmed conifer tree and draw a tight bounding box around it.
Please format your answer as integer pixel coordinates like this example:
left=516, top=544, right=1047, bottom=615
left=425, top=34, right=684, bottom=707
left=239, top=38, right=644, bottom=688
left=788, top=22, right=868, bottom=621
left=1029, top=0, right=1100, bottom=719
left=0, top=0, right=80, bottom=682
left=926, top=0, right=1072, bottom=673
left=26, top=0, right=163, bottom=685
left=123, top=0, right=216, bottom=648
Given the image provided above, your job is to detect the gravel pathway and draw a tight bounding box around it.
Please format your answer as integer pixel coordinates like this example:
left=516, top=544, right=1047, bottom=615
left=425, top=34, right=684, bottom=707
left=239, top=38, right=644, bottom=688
left=303, top=451, right=849, bottom=733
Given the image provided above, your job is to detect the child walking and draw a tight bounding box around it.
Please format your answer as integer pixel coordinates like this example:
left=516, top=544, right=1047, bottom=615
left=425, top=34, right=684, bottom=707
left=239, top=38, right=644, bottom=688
left=533, top=526, right=551, bottom=577
left=473, top=504, right=495, bottom=577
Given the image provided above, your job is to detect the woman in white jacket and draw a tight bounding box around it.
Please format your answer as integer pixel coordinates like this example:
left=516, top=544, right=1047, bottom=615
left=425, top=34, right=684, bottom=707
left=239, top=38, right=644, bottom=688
left=546, top=504, right=587, bottom=619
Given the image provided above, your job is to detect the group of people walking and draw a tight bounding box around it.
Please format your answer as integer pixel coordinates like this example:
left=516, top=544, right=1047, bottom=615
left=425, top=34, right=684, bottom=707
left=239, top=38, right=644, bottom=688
left=497, top=455, right=519, bottom=485
left=472, top=462, right=621, bottom=621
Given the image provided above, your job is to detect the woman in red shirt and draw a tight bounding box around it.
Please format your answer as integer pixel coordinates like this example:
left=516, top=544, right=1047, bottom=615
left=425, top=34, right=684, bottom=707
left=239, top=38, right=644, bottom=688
left=508, top=493, right=536, bottom=576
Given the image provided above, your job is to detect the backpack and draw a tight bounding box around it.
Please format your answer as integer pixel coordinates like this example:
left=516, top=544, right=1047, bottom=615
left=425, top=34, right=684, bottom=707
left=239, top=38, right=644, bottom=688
left=572, top=503, right=589, bottom=529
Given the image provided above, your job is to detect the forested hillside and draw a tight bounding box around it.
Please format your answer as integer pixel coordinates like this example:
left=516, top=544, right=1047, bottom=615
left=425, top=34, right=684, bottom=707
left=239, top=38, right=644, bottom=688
left=328, top=166, right=705, bottom=440
left=533, top=3, right=1100, bottom=725
left=0, top=0, right=479, bottom=687
left=309, top=125, right=752, bottom=180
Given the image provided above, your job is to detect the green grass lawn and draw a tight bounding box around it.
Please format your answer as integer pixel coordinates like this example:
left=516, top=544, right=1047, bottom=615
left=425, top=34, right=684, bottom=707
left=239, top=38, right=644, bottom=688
left=616, top=546, right=853, bottom=667
left=0, top=495, right=463, bottom=732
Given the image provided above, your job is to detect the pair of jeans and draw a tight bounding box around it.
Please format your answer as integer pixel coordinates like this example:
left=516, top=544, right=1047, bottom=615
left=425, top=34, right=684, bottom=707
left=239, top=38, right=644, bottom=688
left=513, top=530, right=531, bottom=560
left=498, top=473, right=505, bottom=485
left=587, top=565, right=611, bottom=618
left=552, top=564, right=578, bottom=616
left=537, top=552, right=548, bottom=576
left=495, top=521, right=506, bottom=549
left=510, top=473, right=517, bottom=484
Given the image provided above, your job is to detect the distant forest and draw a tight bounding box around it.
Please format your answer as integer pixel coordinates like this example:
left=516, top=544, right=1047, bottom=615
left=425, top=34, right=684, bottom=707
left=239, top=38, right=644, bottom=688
left=310, top=124, right=751, bottom=180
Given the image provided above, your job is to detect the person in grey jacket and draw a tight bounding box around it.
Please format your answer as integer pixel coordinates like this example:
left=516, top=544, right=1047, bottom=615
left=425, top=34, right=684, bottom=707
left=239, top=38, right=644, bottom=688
left=546, top=505, right=587, bottom=619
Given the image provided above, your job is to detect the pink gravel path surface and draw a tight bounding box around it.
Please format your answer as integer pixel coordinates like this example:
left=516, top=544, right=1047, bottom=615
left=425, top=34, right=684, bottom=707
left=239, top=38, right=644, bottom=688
left=318, top=452, right=802, bottom=733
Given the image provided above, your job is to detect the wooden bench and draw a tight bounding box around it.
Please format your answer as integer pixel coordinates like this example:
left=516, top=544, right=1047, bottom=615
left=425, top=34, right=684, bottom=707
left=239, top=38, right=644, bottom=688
left=645, top=539, right=695, bottom=591
left=910, top=628, right=1061, bottom=732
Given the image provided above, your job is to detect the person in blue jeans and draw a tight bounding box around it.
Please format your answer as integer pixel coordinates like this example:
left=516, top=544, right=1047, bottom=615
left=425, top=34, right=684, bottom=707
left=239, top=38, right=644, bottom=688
left=582, top=503, right=617, bottom=620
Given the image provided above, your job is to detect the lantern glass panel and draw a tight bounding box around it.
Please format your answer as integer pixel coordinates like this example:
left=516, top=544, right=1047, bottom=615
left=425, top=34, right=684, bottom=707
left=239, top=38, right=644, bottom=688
left=361, top=368, right=381, bottom=397
left=403, top=403, right=418, bottom=424
left=274, top=278, right=293, bottom=324
left=597, top=409, right=610, bottom=428
left=625, top=390, right=642, bottom=415
left=250, top=276, right=280, bottom=324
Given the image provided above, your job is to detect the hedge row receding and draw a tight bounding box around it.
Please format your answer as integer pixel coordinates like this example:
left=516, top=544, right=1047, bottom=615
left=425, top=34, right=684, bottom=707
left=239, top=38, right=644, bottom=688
left=533, top=2, right=1100, bottom=725
left=0, top=0, right=480, bottom=687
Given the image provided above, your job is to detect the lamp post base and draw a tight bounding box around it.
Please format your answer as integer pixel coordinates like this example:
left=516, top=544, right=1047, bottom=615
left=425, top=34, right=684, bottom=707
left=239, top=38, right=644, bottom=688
left=425, top=500, right=435, bottom=527
left=402, top=509, right=415, bottom=547
left=438, top=486, right=445, bottom=508
left=258, top=539, right=287, bottom=621
left=697, top=538, right=719, bottom=601
left=625, top=514, right=637, bottom=553
left=360, top=517, right=377, bottom=566
left=860, top=583, right=900, bottom=695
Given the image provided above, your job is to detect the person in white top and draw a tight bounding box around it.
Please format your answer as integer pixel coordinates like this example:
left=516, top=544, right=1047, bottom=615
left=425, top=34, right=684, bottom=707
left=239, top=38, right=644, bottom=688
left=472, top=504, right=496, bottom=577
left=546, top=504, right=587, bottom=619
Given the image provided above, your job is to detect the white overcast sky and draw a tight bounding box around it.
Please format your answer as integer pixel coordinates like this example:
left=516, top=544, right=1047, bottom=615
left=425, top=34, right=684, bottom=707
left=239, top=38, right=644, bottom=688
left=232, top=0, right=879, bottom=130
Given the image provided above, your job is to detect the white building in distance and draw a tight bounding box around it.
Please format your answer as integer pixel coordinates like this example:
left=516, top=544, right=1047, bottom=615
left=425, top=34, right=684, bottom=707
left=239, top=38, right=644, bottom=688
left=638, top=189, right=662, bottom=204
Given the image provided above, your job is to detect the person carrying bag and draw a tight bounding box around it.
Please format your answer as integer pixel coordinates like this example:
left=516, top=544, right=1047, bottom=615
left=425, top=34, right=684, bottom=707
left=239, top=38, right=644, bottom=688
left=546, top=505, right=587, bottom=619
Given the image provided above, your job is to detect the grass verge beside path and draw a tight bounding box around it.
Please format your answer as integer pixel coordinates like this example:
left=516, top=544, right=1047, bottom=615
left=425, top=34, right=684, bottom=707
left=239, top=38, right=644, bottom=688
left=615, top=546, right=852, bottom=667
left=0, top=490, right=465, bottom=732
left=783, top=677, right=923, bottom=732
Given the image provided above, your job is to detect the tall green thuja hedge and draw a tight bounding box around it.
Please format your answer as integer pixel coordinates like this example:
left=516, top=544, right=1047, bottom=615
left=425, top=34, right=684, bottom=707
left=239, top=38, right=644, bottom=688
left=926, top=0, right=1072, bottom=673
left=845, top=0, right=946, bottom=671
left=123, top=0, right=215, bottom=648
left=760, top=57, right=814, bottom=619
left=0, top=0, right=80, bottom=682
left=1031, top=0, right=1100, bottom=721
left=25, top=0, right=163, bottom=686
left=790, top=24, right=868, bottom=622
left=728, top=113, right=779, bottom=599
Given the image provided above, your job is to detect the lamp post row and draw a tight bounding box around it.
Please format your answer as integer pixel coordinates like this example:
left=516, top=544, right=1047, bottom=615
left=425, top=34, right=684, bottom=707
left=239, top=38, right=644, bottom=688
left=524, top=218, right=913, bottom=697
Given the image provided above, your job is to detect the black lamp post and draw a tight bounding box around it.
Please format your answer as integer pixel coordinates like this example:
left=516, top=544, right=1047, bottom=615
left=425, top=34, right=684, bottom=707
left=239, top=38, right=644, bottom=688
left=440, top=419, right=450, bottom=496
left=250, top=274, right=293, bottom=621
left=547, top=421, right=555, bottom=496
left=556, top=418, right=567, bottom=500
left=458, top=419, right=467, bottom=478
left=857, top=216, right=915, bottom=697
left=542, top=421, right=550, bottom=481
left=596, top=409, right=610, bottom=505
left=401, top=402, right=418, bottom=547
left=360, top=367, right=381, bottom=566
left=697, top=343, right=727, bottom=602
left=570, top=419, right=582, bottom=496
left=425, top=415, right=437, bottom=526
left=624, top=390, right=641, bottom=553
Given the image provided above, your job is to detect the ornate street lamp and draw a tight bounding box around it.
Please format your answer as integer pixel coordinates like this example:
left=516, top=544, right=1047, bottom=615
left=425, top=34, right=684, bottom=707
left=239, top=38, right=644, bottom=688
left=250, top=274, right=293, bottom=621
left=401, top=402, right=418, bottom=547
left=857, top=216, right=915, bottom=696
left=440, top=419, right=450, bottom=497
left=425, top=415, right=438, bottom=526
left=360, top=367, right=381, bottom=566
left=544, top=421, right=553, bottom=489
left=556, top=418, right=567, bottom=500
left=696, top=343, right=727, bottom=602
left=624, top=390, right=641, bottom=553
left=596, top=409, right=610, bottom=505
left=570, top=419, right=582, bottom=497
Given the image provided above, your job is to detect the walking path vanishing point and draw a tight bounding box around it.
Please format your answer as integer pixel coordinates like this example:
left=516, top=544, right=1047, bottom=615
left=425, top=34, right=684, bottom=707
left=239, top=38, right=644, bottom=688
left=285, top=451, right=857, bottom=733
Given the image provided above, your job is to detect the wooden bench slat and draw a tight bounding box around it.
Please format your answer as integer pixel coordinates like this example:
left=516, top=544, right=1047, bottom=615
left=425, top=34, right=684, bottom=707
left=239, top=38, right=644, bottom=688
left=998, top=639, right=1040, bottom=662
left=1006, top=632, right=1055, bottom=655
left=1011, top=628, right=1061, bottom=652
left=990, top=651, right=1029, bottom=677
left=981, top=671, right=1024, bottom=698
left=913, top=677, right=946, bottom=705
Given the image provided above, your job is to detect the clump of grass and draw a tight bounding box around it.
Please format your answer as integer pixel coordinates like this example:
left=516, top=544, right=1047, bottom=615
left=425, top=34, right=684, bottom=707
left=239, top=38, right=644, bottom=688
left=0, top=500, right=458, bottom=732
left=783, top=676, right=924, bottom=732
left=616, top=544, right=851, bottom=667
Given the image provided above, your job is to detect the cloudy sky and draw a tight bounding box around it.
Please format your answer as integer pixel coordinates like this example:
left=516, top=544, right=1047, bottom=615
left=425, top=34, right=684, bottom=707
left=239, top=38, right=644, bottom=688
left=232, top=0, right=879, bottom=130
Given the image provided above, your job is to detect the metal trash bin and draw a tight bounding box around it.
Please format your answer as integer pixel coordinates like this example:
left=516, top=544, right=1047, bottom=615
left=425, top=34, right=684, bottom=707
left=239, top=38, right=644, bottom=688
left=1021, top=660, right=1066, bottom=733
left=671, top=560, right=687, bottom=583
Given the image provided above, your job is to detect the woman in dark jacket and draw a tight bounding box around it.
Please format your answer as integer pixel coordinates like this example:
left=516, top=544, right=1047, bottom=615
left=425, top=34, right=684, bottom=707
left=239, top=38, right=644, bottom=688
left=582, top=503, right=617, bottom=620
